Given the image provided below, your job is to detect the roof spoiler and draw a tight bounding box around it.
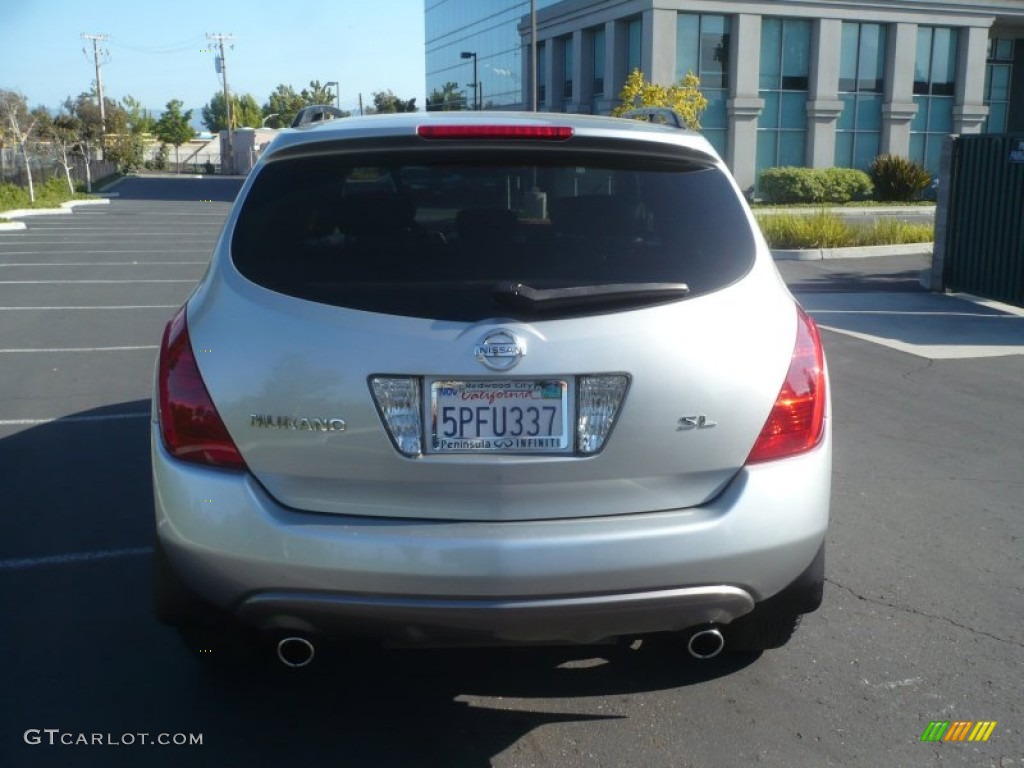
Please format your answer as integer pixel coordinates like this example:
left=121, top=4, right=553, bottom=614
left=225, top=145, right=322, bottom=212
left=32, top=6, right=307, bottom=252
left=291, top=105, right=347, bottom=128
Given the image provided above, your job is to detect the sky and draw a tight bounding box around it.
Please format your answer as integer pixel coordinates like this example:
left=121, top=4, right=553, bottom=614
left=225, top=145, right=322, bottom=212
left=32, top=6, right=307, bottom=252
left=0, top=0, right=426, bottom=124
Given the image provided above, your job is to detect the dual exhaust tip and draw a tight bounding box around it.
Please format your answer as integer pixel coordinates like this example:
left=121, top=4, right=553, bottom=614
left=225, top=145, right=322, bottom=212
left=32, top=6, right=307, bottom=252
left=274, top=627, right=724, bottom=667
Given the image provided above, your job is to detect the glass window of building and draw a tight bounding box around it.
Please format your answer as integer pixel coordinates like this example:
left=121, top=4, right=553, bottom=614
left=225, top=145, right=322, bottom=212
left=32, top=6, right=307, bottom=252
left=984, top=38, right=1015, bottom=133
left=425, top=0, right=560, bottom=111
left=563, top=36, right=574, bottom=101
left=676, top=13, right=731, bottom=157
left=757, top=18, right=811, bottom=179
left=538, top=41, right=547, bottom=106
left=592, top=27, right=606, bottom=98
left=911, top=26, right=958, bottom=174
left=627, top=18, right=642, bottom=76
left=835, top=22, right=887, bottom=170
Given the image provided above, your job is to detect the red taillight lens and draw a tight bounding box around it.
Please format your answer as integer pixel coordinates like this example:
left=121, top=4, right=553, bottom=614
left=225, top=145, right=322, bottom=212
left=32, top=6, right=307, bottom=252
left=746, top=306, right=826, bottom=464
left=416, top=124, right=574, bottom=140
left=158, top=306, right=246, bottom=470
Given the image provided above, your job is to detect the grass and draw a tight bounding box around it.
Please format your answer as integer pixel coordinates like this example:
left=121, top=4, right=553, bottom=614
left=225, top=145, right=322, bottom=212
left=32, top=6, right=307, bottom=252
left=755, top=210, right=934, bottom=249
left=0, top=177, right=94, bottom=214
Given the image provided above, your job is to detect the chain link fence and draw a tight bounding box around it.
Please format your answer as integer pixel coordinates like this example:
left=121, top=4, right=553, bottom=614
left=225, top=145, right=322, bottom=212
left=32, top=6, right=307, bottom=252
left=0, top=147, right=116, bottom=190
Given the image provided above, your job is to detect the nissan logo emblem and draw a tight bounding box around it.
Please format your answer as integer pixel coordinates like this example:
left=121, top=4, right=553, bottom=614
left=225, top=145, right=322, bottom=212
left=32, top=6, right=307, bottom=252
left=474, top=330, right=526, bottom=371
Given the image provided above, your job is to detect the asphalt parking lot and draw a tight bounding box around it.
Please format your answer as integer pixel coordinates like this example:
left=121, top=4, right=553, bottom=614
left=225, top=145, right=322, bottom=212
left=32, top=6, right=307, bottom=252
left=0, top=176, right=1022, bottom=767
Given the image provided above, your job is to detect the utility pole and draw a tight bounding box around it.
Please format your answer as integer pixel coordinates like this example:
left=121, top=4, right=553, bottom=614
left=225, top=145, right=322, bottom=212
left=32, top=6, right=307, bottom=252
left=208, top=33, right=234, bottom=174
left=81, top=33, right=110, bottom=156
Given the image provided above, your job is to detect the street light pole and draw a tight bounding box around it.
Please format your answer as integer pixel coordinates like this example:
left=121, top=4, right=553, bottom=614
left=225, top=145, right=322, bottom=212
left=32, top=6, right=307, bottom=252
left=461, top=51, right=479, bottom=110
left=325, top=81, right=340, bottom=109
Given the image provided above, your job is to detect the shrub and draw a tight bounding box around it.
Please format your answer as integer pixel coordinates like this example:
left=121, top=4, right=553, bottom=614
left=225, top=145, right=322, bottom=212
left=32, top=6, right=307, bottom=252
left=820, top=167, right=874, bottom=203
left=0, top=183, right=30, bottom=211
left=759, top=168, right=821, bottom=204
left=759, top=166, right=873, bottom=204
left=870, top=155, right=932, bottom=202
left=151, top=144, right=170, bottom=172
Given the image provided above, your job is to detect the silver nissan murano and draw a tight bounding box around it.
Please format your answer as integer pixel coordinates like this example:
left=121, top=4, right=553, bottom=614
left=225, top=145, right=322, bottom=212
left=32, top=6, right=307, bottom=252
left=152, top=112, right=831, bottom=668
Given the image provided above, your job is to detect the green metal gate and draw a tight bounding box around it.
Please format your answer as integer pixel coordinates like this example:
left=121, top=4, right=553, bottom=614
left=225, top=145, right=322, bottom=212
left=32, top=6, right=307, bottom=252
left=943, top=134, right=1024, bottom=306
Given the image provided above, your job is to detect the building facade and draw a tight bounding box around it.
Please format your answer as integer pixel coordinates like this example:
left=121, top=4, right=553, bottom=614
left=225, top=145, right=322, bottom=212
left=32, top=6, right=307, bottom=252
left=424, top=0, right=1024, bottom=189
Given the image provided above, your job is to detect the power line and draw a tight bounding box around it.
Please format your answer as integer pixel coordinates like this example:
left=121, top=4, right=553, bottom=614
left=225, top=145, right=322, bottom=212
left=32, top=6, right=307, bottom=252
left=108, top=35, right=206, bottom=55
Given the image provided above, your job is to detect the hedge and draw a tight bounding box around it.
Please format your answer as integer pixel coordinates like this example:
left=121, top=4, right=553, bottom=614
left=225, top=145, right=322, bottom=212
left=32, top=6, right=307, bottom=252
left=759, top=166, right=874, bottom=205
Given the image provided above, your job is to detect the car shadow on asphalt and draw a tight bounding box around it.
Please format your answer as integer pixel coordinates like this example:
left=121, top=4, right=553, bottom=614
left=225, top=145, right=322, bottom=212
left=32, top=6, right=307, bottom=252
left=784, top=268, right=927, bottom=294
left=0, top=400, right=759, bottom=768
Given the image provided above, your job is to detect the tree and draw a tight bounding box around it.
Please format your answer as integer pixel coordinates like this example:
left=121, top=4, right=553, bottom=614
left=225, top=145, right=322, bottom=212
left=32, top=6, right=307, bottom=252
left=611, top=69, right=708, bottom=130
left=38, top=111, right=81, bottom=194
left=121, top=95, right=155, bottom=135
left=299, top=80, right=336, bottom=108
left=426, top=81, right=466, bottom=111
left=372, top=90, right=417, bottom=114
left=153, top=100, right=195, bottom=171
left=262, top=84, right=305, bottom=128
left=201, top=92, right=263, bottom=132
left=66, top=94, right=105, bottom=192
left=0, top=90, right=39, bottom=201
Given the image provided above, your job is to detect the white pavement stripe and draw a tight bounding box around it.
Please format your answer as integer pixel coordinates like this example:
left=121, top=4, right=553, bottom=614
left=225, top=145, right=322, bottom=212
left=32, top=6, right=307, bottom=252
left=0, top=279, right=194, bottom=284
left=0, top=412, right=149, bottom=426
left=0, top=345, right=158, bottom=353
left=0, top=305, right=177, bottom=310
left=0, top=250, right=211, bottom=255
left=808, top=310, right=1020, bottom=318
left=0, top=262, right=207, bottom=267
left=0, top=546, right=153, bottom=571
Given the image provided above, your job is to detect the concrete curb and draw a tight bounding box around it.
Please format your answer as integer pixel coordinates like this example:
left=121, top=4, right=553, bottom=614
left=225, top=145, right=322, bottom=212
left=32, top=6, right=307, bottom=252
left=0, top=220, right=27, bottom=231
left=0, top=198, right=111, bottom=220
left=772, top=243, right=933, bottom=261
left=756, top=205, right=936, bottom=217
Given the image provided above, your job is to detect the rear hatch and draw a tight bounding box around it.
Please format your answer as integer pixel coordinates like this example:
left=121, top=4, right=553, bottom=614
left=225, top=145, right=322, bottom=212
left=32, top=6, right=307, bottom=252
left=187, top=124, right=797, bottom=521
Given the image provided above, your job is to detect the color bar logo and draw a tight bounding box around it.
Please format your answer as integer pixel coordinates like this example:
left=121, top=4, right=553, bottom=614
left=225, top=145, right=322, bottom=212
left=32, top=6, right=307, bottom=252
left=921, top=721, right=997, bottom=743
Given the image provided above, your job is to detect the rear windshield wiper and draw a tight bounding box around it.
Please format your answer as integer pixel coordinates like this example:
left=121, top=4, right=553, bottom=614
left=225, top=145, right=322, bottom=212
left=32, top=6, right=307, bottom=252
left=491, top=281, right=690, bottom=310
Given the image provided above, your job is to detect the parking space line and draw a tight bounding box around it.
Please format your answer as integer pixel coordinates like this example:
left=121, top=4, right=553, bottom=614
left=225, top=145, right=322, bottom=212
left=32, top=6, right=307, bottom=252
left=0, top=262, right=207, bottom=267
left=0, top=250, right=212, bottom=255
left=0, top=305, right=178, bottom=310
left=0, top=412, right=149, bottom=426
left=0, top=546, right=153, bottom=571
left=0, top=279, right=195, bottom=284
left=0, top=345, right=159, bottom=353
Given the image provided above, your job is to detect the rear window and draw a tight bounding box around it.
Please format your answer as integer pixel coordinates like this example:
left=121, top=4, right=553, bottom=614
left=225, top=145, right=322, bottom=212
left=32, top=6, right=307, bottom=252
left=231, top=148, right=755, bottom=320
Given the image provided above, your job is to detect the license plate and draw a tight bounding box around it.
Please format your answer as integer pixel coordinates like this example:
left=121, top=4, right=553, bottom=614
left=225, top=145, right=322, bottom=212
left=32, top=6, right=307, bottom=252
left=429, top=379, right=571, bottom=453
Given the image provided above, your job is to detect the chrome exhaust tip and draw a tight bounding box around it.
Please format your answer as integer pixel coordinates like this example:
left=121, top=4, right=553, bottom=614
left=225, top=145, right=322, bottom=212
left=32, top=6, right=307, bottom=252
left=276, top=636, right=316, bottom=668
left=686, top=628, right=725, bottom=659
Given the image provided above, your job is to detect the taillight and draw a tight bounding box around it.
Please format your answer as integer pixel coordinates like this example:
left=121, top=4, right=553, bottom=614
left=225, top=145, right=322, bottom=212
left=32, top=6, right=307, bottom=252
left=158, top=306, right=246, bottom=469
left=416, top=125, right=574, bottom=140
left=746, top=306, right=826, bottom=464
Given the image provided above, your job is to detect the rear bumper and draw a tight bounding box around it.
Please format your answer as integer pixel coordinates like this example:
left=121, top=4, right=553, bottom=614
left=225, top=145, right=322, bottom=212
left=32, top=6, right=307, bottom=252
left=153, top=421, right=830, bottom=643
left=234, top=586, right=755, bottom=644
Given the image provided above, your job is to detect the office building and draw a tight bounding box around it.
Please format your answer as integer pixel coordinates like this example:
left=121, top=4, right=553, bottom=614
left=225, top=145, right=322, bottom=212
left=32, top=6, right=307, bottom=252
left=424, top=0, right=1024, bottom=188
